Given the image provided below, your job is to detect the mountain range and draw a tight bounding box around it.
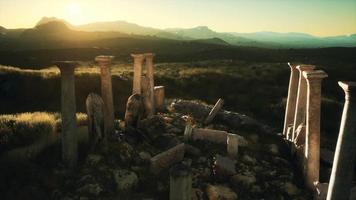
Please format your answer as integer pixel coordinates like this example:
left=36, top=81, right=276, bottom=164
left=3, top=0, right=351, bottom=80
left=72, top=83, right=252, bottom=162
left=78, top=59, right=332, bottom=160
left=1, top=17, right=355, bottom=49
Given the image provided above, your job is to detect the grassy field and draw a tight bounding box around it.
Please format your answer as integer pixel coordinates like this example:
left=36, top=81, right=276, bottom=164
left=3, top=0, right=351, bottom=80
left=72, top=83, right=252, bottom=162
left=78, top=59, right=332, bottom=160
left=1, top=58, right=354, bottom=149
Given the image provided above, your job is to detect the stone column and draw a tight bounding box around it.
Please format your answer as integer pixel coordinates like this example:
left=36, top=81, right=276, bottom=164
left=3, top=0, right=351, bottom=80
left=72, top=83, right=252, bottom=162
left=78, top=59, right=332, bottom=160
left=303, top=70, right=327, bottom=189
left=154, top=86, right=165, bottom=111
left=144, top=53, right=155, bottom=114
left=141, top=76, right=154, bottom=117
left=283, top=63, right=299, bottom=136
left=292, top=65, right=315, bottom=140
left=54, top=61, right=78, bottom=168
left=170, top=164, right=192, bottom=200
left=131, top=54, right=145, bottom=94
left=327, top=81, right=356, bottom=200
left=95, top=55, right=115, bottom=136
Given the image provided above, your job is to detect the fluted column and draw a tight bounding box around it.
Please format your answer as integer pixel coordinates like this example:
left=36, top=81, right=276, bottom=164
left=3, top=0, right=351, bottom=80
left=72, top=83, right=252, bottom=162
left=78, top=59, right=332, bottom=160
left=145, top=53, right=155, bottom=114
left=283, top=63, right=299, bottom=136
left=54, top=61, right=78, bottom=168
left=131, top=54, right=145, bottom=94
left=95, top=55, right=115, bottom=136
left=292, top=65, right=315, bottom=140
left=327, top=82, right=356, bottom=200
left=303, top=70, right=327, bottom=189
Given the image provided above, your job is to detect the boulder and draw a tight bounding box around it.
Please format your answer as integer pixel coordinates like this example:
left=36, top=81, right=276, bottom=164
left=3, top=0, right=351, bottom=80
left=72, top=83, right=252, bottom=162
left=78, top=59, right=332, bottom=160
left=112, top=169, right=139, bottom=192
left=206, top=184, right=237, bottom=200
left=213, top=154, right=237, bottom=178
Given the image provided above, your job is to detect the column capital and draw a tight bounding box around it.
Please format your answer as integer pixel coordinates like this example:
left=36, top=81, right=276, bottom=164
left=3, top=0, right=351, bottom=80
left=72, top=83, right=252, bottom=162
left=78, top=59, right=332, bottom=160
left=144, top=53, right=155, bottom=59
left=288, top=62, right=298, bottom=69
left=303, top=70, right=328, bottom=81
left=339, top=81, right=356, bottom=101
left=297, top=64, right=316, bottom=72
left=131, top=53, right=145, bottom=60
left=53, top=61, right=78, bottom=74
left=95, top=55, right=114, bottom=66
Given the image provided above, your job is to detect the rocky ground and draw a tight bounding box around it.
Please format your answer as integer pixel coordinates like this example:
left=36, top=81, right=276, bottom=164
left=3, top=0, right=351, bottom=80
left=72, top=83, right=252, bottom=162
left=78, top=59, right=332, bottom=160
left=0, top=99, right=312, bottom=200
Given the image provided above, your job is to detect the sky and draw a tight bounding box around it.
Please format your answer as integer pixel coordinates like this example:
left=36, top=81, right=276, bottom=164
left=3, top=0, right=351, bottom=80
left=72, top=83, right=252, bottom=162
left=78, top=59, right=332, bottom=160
left=0, top=0, right=355, bottom=36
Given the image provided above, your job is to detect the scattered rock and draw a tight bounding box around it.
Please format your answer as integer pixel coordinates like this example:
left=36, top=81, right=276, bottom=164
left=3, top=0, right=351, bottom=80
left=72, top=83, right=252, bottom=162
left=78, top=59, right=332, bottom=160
left=86, top=154, right=103, bottom=166
left=192, top=188, right=204, bottom=200
left=283, top=182, right=299, bottom=196
left=112, top=169, right=139, bottom=192
left=230, top=173, right=256, bottom=188
left=269, top=144, right=279, bottom=155
left=242, top=154, right=257, bottom=165
left=213, top=154, right=237, bottom=178
left=77, top=183, right=103, bottom=196
left=139, top=151, right=152, bottom=162
left=206, top=184, right=237, bottom=200
left=185, top=144, right=202, bottom=156
left=138, top=115, right=166, bottom=140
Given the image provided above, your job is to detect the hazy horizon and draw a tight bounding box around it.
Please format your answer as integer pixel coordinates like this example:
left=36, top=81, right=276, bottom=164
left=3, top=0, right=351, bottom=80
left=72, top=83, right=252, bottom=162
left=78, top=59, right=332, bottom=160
left=1, top=0, right=356, bottom=37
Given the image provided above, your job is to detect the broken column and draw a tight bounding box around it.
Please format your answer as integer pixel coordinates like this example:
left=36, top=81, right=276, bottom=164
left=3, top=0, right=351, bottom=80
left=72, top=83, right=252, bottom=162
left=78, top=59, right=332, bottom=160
left=141, top=76, right=154, bottom=117
left=95, top=55, right=115, bottom=136
left=150, top=143, right=186, bottom=174
left=205, top=98, right=224, bottom=125
left=283, top=63, right=299, bottom=136
left=327, top=81, right=356, bottom=200
left=131, top=54, right=145, bottom=94
left=154, top=86, right=165, bottom=111
left=144, top=53, right=155, bottom=114
left=184, top=124, right=229, bottom=144
left=227, top=133, right=238, bottom=158
left=86, top=93, right=105, bottom=150
left=124, top=94, right=143, bottom=128
left=303, top=70, right=328, bottom=189
left=292, top=65, right=315, bottom=140
left=54, top=61, right=78, bottom=168
left=170, top=164, right=192, bottom=200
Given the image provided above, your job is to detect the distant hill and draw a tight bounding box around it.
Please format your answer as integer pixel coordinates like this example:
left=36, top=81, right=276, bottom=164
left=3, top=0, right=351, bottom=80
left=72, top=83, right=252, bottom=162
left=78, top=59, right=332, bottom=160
left=1, top=17, right=356, bottom=49
left=36, top=17, right=73, bottom=28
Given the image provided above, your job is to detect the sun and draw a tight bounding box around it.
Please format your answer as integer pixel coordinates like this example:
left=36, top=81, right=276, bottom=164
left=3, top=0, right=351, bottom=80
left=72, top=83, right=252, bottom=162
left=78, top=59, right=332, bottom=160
left=67, top=2, right=81, bottom=15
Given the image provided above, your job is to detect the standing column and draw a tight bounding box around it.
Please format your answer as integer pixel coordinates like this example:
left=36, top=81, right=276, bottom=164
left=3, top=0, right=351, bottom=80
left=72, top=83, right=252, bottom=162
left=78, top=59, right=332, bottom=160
left=54, top=61, right=78, bottom=168
left=145, top=53, right=155, bottom=114
left=283, top=63, right=300, bottom=136
left=303, top=70, right=328, bottom=189
left=95, top=55, right=115, bottom=136
left=131, top=54, right=145, bottom=94
left=292, top=65, right=315, bottom=140
left=327, top=82, right=356, bottom=200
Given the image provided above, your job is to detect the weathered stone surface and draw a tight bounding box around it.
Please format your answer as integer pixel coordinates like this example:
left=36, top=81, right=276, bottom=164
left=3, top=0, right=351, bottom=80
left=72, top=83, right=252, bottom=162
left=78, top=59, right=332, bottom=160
left=113, top=169, right=138, bottom=192
left=139, top=151, right=151, bottom=162
left=206, top=184, right=237, bottom=200
left=213, top=154, right=237, bottom=178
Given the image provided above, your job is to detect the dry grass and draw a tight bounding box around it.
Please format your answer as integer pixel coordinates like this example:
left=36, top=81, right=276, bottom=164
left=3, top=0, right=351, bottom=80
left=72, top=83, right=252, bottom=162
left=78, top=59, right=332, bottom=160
left=0, top=112, right=87, bottom=151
